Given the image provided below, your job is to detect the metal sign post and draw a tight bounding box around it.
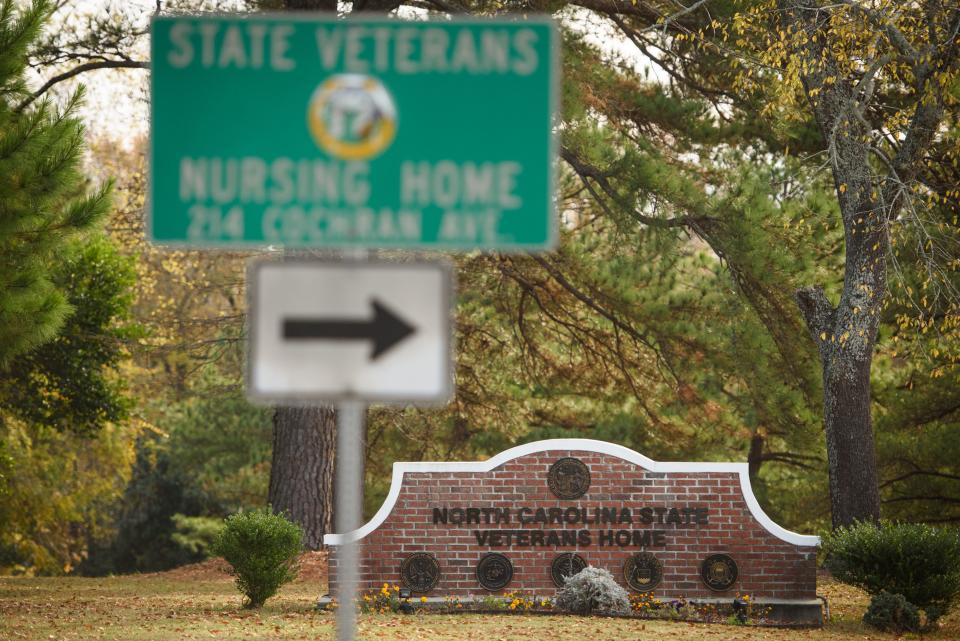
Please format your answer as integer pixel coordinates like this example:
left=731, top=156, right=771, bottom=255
left=334, top=250, right=367, bottom=641
left=335, top=399, right=364, bottom=641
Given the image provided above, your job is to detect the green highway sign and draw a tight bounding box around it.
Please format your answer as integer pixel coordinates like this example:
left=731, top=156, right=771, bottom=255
left=149, top=15, right=557, bottom=250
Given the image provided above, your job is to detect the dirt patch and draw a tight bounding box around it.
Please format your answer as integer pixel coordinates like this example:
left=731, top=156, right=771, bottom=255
left=151, top=557, right=232, bottom=581
left=150, top=550, right=328, bottom=583
left=294, top=550, right=328, bottom=583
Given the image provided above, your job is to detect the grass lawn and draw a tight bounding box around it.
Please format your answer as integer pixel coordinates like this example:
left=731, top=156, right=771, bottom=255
left=1, top=567, right=957, bottom=641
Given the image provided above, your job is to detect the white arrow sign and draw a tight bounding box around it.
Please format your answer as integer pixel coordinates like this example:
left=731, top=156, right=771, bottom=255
left=247, top=259, right=453, bottom=403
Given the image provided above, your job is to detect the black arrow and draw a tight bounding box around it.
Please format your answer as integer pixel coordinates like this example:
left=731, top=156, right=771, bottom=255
left=282, top=299, right=416, bottom=360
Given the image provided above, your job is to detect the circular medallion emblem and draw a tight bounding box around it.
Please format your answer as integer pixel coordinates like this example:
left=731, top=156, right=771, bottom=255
left=547, top=457, right=591, bottom=500
left=624, top=552, right=663, bottom=591
left=700, top=554, right=738, bottom=591
left=476, top=553, right=513, bottom=591
left=399, top=553, right=440, bottom=593
left=550, top=553, right=587, bottom=588
left=307, top=74, right=397, bottom=160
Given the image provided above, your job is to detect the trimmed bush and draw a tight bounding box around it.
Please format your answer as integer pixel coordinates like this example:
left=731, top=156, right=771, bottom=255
left=555, top=566, right=630, bottom=615
left=821, top=521, right=960, bottom=624
left=211, top=509, right=303, bottom=608
left=863, top=592, right=920, bottom=634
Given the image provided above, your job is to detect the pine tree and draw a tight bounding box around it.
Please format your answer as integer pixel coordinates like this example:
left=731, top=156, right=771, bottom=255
left=0, top=0, right=111, bottom=366
left=542, top=0, right=960, bottom=528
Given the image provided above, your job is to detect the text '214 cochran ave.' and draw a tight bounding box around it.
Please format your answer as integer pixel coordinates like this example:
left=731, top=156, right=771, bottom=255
left=150, top=15, right=558, bottom=250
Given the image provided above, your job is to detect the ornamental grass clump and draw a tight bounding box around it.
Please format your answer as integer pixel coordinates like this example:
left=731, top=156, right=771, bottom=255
left=211, top=509, right=303, bottom=608
left=555, top=566, right=630, bottom=615
left=821, top=521, right=960, bottom=628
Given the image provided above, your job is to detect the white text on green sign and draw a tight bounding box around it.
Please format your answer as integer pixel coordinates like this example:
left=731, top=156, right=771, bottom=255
left=150, top=16, right=557, bottom=250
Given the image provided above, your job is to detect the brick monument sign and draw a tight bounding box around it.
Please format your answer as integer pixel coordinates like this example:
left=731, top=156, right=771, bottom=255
left=324, top=439, right=821, bottom=624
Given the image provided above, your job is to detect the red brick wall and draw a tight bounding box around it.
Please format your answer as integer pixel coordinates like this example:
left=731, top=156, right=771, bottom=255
left=328, top=447, right=817, bottom=600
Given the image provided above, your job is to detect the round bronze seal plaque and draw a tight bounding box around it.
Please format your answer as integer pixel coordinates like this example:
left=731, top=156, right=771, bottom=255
left=399, top=553, right=440, bottom=593
left=476, top=553, right=513, bottom=591
left=550, top=553, right=587, bottom=587
left=700, top=554, right=738, bottom=591
left=547, top=457, right=591, bottom=500
left=624, top=552, right=663, bottom=591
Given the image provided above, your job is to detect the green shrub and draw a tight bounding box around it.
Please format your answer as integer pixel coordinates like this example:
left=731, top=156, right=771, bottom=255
left=863, top=591, right=920, bottom=634
left=171, top=514, right=223, bottom=557
left=821, top=521, right=960, bottom=624
left=211, top=509, right=303, bottom=608
left=555, top=566, right=630, bottom=615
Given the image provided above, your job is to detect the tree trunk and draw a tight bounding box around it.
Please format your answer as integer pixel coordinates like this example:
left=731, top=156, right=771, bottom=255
left=821, top=354, right=881, bottom=527
left=773, top=0, right=895, bottom=529
left=795, top=186, right=888, bottom=527
left=747, top=432, right=764, bottom=482
left=268, top=406, right=337, bottom=549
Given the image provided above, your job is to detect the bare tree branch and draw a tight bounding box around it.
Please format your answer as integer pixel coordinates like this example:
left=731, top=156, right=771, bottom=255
left=560, top=146, right=709, bottom=230
left=527, top=253, right=681, bottom=384
left=18, top=59, right=148, bottom=112
left=881, top=468, right=960, bottom=489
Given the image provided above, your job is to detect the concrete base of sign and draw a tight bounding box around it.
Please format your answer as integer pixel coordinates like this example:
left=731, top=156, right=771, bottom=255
left=315, top=595, right=824, bottom=627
